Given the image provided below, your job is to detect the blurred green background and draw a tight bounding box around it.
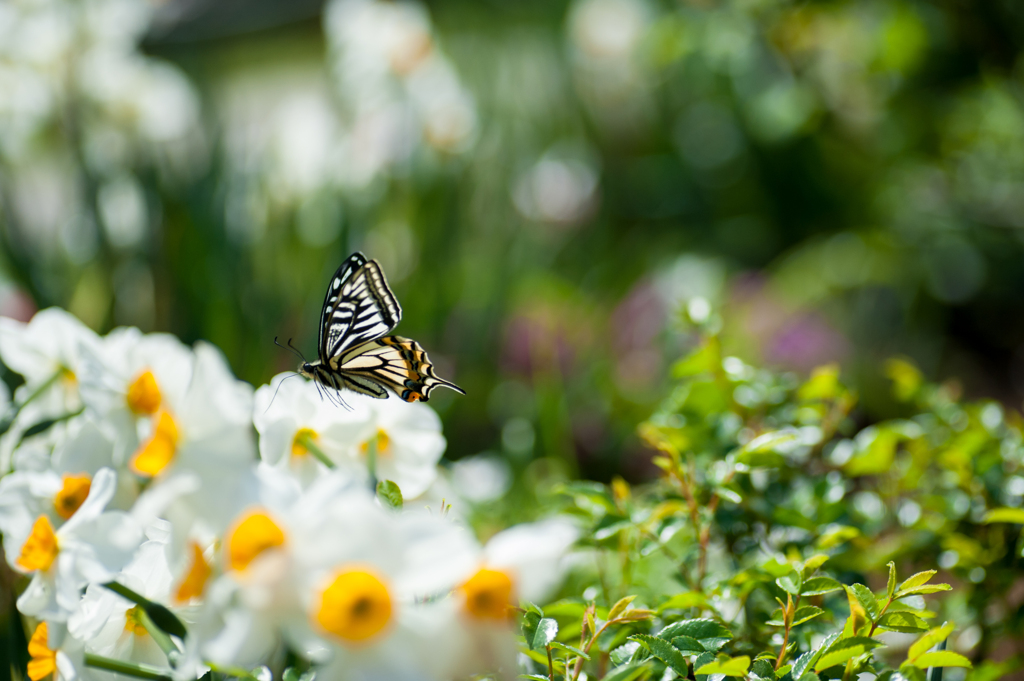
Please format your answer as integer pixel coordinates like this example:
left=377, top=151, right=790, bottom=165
left=3, top=0, right=1024, bottom=483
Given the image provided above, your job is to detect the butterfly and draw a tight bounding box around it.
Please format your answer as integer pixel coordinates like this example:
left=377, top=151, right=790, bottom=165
left=296, top=252, right=465, bottom=403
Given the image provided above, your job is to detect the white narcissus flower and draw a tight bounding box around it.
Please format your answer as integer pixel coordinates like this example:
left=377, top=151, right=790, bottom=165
left=0, top=308, right=102, bottom=419
left=351, top=395, right=447, bottom=499
left=5, top=467, right=143, bottom=621
left=69, top=520, right=188, bottom=673
left=78, top=327, right=195, bottom=466
left=429, top=518, right=580, bottom=680
left=253, top=374, right=372, bottom=488
left=128, top=342, right=257, bottom=540
left=24, top=621, right=92, bottom=681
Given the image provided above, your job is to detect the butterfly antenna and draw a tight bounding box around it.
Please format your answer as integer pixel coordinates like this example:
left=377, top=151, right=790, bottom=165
left=274, top=336, right=306, bottom=362
left=286, top=338, right=308, bottom=363
left=263, top=373, right=300, bottom=414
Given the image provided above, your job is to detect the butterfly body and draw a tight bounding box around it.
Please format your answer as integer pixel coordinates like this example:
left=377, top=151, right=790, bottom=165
left=299, top=253, right=464, bottom=403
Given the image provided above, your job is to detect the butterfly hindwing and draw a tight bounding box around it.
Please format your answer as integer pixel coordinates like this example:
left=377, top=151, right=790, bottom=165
left=335, top=335, right=465, bottom=402
left=320, top=256, right=402, bottom=363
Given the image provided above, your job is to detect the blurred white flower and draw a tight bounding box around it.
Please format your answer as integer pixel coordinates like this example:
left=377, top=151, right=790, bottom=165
left=253, top=374, right=372, bottom=488
left=0, top=307, right=102, bottom=419
left=5, top=467, right=143, bottom=621
left=513, top=151, right=600, bottom=226
left=450, top=453, right=512, bottom=504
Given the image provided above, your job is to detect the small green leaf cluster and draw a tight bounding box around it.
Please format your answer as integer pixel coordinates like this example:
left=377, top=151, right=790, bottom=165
left=528, top=333, right=1024, bottom=680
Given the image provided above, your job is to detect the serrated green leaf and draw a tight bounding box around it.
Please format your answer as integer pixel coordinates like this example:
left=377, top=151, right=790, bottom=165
left=814, top=637, right=885, bottom=671
left=982, top=507, right=1024, bottom=524
left=792, top=631, right=841, bottom=679
left=375, top=480, right=403, bottom=509
left=898, top=570, right=936, bottom=592
left=912, top=651, right=972, bottom=669
left=777, top=571, right=802, bottom=595
left=908, top=622, right=955, bottom=662
left=693, top=652, right=715, bottom=681
left=630, top=634, right=689, bottom=675
left=886, top=562, right=896, bottom=599
left=695, top=656, right=751, bottom=676
left=801, top=576, right=843, bottom=596
left=532, top=618, right=558, bottom=651
left=793, top=605, right=825, bottom=626
left=609, top=595, right=637, bottom=620
left=522, top=611, right=541, bottom=647
left=751, top=658, right=777, bottom=680
left=875, top=611, right=929, bottom=633
left=670, top=635, right=706, bottom=655
left=848, top=584, right=879, bottom=621
left=657, top=619, right=732, bottom=651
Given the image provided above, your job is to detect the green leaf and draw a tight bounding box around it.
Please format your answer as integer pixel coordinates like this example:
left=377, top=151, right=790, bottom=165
left=629, top=634, right=689, bottom=675
left=376, top=480, right=403, bottom=509
left=550, top=642, right=590, bottom=660
left=609, top=595, right=637, bottom=620
left=695, top=656, right=751, bottom=676
left=523, top=602, right=545, bottom=617
left=602, top=662, right=651, bottom=681
left=792, top=606, right=825, bottom=626
left=750, top=658, right=777, bottom=681
left=144, top=603, right=188, bottom=640
left=908, top=622, right=955, bottom=662
left=801, top=577, right=843, bottom=596
left=875, top=611, right=929, bottom=633
left=899, top=662, right=928, bottom=681
left=281, top=669, right=315, bottom=681
left=670, top=636, right=706, bottom=655
left=802, top=554, right=829, bottom=575
left=657, top=592, right=707, bottom=612
left=896, top=584, right=952, bottom=597
left=519, top=675, right=549, bottom=681
left=531, top=617, right=558, bottom=651
left=814, top=637, right=885, bottom=671
left=983, top=507, right=1024, bottom=524
left=898, top=570, right=936, bottom=592
left=521, top=610, right=541, bottom=647
left=777, top=571, right=802, bottom=595
left=886, top=561, right=896, bottom=599
left=792, top=632, right=840, bottom=680
left=911, top=651, right=972, bottom=669
left=847, top=584, right=879, bottom=621
left=693, top=652, right=716, bottom=681
left=656, top=619, right=732, bottom=651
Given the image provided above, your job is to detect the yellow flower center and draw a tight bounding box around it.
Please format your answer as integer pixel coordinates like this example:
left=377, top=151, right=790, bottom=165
left=61, top=367, right=77, bottom=387
left=130, top=411, right=179, bottom=477
left=17, top=515, right=59, bottom=572
left=124, top=605, right=148, bottom=636
left=315, top=566, right=393, bottom=645
left=53, top=473, right=91, bottom=520
left=291, top=428, right=319, bottom=458
left=360, top=429, right=391, bottom=457
left=460, top=567, right=515, bottom=621
left=126, top=370, right=162, bottom=415
left=226, top=510, right=286, bottom=571
left=175, top=541, right=213, bottom=603
left=27, top=622, right=57, bottom=681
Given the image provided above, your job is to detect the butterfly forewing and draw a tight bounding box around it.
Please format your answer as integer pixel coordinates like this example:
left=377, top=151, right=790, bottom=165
left=307, top=252, right=463, bottom=402
left=337, top=336, right=465, bottom=402
left=320, top=259, right=401, bottom=363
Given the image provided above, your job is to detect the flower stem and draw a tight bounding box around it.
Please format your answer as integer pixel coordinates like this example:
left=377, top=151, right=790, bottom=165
left=139, top=608, right=180, bottom=664
left=297, top=432, right=335, bottom=469
left=84, top=653, right=173, bottom=680
left=365, top=436, right=378, bottom=490
left=0, top=368, right=66, bottom=437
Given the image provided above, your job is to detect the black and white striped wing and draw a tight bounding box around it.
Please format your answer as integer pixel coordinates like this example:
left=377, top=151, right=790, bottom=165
left=319, top=255, right=402, bottom=364
left=336, top=336, right=466, bottom=402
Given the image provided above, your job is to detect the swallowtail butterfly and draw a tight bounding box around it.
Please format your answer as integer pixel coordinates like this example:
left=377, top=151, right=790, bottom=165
left=297, top=252, right=465, bottom=403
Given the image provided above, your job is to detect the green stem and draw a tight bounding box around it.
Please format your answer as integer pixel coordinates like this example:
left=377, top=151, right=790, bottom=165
left=547, top=644, right=555, bottom=681
left=139, top=608, right=180, bottom=664
left=297, top=432, right=335, bottom=469
left=103, top=581, right=149, bottom=605
left=365, top=436, right=378, bottom=491
left=0, top=368, right=67, bottom=438
left=84, top=653, right=173, bottom=680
